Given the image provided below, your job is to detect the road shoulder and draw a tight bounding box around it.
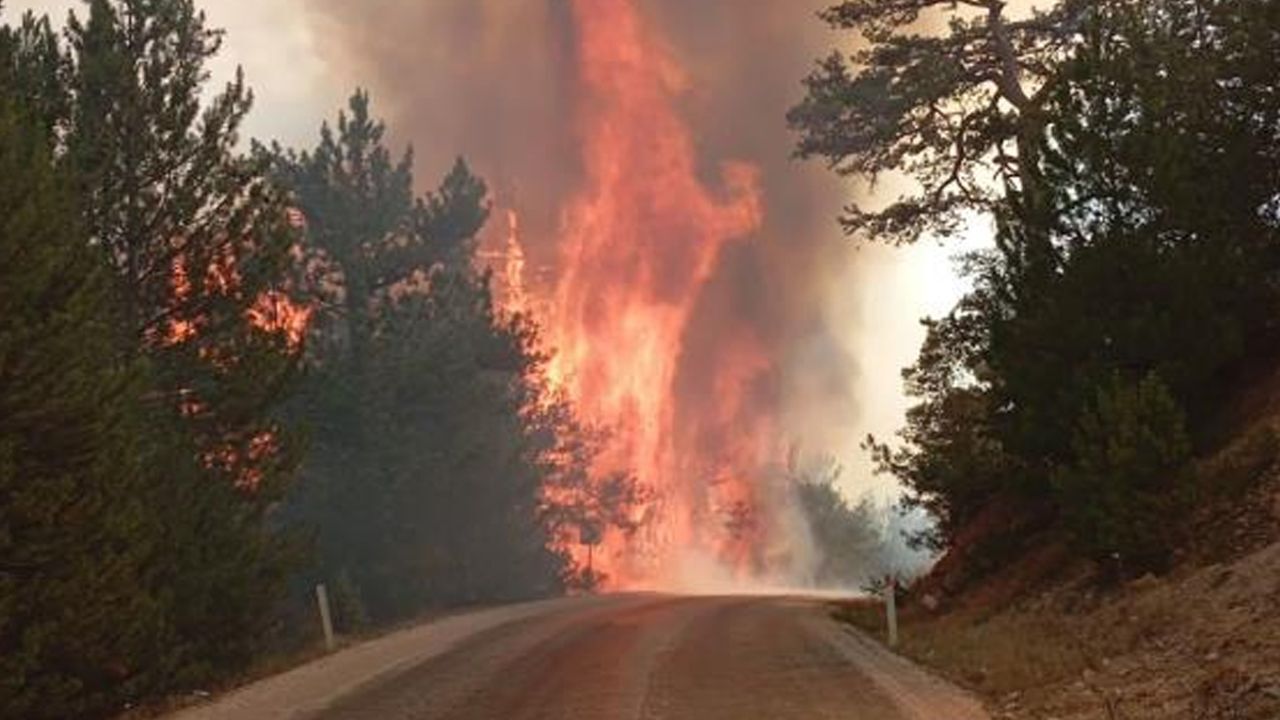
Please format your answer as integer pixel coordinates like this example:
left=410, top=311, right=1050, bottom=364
left=166, top=595, right=638, bottom=720
left=812, top=610, right=990, bottom=720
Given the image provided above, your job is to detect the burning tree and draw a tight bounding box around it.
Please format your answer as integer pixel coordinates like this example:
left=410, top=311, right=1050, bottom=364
left=533, top=403, right=654, bottom=591
left=263, top=93, right=636, bottom=619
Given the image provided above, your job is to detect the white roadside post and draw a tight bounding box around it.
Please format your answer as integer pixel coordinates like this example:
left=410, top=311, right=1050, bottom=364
left=884, top=575, right=899, bottom=648
left=316, top=583, right=336, bottom=652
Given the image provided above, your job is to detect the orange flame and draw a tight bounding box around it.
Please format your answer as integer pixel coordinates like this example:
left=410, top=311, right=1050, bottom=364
left=162, top=239, right=312, bottom=352
left=544, top=0, right=767, bottom=588
left=157, top=214, right=313, bottom=494
left=502, top=209, right=531, bottom=316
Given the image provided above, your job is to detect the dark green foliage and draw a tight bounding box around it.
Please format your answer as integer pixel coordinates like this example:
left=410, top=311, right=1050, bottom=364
left=534, top=404, right=650, bottom=593
left=0, top=1, right=303, bottom=714
left=804, top=0, right=1280, bottom=575
left=264, top=93, right=590, bottom=623
left=0, top=8, right=67, bottom=136
left=983, top=0, right=1280, bottom=468
left=789, top=0, right=1090, bottom=244
left=59, top=0, right=302, bottom=688
left=1053, top=374, right=1193, bottom=571
left=867, top=293, right=1016, bottom=548
left=0, top=96, right=159, bottom=719
left=0, top=0, right=608, bottom=713
left=65, top=0, right=302, bottom=500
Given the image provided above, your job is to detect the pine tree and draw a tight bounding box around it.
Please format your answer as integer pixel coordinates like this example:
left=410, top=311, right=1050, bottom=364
left=790, top=458, right=886, bottom=586
left=0, top=1, right=306, bottom=709
left=835, top=0, right=1280, bottom=571
left=0, top=95, right=159, bottom=718
left=0, top=6, right=67, bottom=136
left=265, top=93, right=571, bottom=620
left=65, top=0, right=302, bottom=501
left=56, top=0, right=303, bottom=674
left=1053, top=374, right=1194, bottom=573
left=788, top=0, right=1091, bottom=246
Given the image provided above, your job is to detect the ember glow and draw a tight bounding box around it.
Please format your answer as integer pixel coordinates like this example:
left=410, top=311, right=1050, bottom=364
left=162, top=244, right=312, bottom=352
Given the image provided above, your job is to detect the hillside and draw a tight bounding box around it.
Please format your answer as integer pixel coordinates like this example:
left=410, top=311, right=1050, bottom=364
left=838, top=381, right=1280, bottom=719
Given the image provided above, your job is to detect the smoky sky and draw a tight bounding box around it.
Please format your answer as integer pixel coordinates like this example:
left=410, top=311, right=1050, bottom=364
left=304, top=0, right=865, bottom=479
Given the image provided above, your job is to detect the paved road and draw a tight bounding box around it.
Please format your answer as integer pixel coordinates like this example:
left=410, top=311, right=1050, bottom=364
left=174, top=595, right=987, bottom=720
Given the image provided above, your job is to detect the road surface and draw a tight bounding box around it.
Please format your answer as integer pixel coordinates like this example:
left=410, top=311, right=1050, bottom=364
left=173, top=595, right=987, bottom=720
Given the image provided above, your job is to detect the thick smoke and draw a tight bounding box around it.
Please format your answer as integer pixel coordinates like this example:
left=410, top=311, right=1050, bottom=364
left=303, top=0, right=892, bottom=585
left=303, top=1, right=579, bottom=273
left=640, top=0, right=866, bottom=501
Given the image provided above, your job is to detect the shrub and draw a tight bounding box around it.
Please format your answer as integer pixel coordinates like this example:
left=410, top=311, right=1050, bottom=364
left=1053, top=373, right=1194, bottom=573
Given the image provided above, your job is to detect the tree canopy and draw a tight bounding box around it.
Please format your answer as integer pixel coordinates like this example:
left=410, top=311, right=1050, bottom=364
left=0, top=2, right=303, bottom=714
left=804, top=0, right=1280, bottom=575
left=789, top=0, right=1091, bottom=245
left=262, top=92, right=630, bottom=620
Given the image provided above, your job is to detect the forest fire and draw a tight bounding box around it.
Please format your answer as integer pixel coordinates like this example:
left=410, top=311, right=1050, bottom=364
left=540, top=0, right=771, bottom=587
left=162, top=245, right=312, bottom=351
left=307, top=0, right=872, bottom=591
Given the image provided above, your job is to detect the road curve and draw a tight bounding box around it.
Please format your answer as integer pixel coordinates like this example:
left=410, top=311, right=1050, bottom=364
left=173, top=595, right=987, bottom=720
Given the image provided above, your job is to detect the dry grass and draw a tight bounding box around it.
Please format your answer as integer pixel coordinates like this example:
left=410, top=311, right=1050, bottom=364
left=838, top=367, right=1280, bottom=719
left=834, top=537, right=1280, bottom=719
left=833, top=601, right=1093, bottom=697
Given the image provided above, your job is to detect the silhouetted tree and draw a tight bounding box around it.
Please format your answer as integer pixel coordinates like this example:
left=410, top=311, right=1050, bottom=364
left=0, top=1, right=304, bottom=713
left=803, top=0, right=1280, bottom=574
left=0, top=89, right=161, bottom=719
left=789, top=0, right=1089, bottom=247
left=266, top=93, right=580, bottom=620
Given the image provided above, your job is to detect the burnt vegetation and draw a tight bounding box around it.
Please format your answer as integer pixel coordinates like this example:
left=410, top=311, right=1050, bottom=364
left=793, top=0, right=1280, bottom=581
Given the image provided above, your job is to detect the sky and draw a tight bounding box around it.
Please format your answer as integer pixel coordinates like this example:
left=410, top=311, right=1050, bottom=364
left=8, top=0, right=985, bottom=504
left=7, top=0, right=346, bottom=145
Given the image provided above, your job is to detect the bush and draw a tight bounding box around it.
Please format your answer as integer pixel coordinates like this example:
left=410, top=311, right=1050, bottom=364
left=1053, top=373, right=1194, bottom=573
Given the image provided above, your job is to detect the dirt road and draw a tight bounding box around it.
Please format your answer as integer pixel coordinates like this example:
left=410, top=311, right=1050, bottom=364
left=173, top=595, right=987, bottom=720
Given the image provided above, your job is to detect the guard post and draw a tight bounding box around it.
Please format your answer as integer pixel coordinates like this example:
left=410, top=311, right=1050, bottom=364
left=884, top=574, right=899, bottom=648
left=316, top=583, right=336, bottom=652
